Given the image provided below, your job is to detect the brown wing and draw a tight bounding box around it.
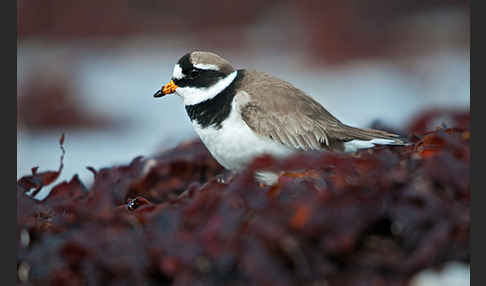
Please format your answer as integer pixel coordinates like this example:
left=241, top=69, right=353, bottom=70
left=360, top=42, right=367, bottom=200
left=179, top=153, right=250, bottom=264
left=239, top=70, right=403, bottom=151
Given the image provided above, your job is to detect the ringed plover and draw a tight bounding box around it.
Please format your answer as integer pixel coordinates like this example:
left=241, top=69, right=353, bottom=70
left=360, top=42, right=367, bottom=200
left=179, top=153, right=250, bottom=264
left=154, top=51, right=406, bottom=182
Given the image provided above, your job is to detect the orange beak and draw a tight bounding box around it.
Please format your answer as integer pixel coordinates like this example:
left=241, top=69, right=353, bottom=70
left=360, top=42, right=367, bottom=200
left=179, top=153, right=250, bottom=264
left=154, top=80, right=178, bottom=97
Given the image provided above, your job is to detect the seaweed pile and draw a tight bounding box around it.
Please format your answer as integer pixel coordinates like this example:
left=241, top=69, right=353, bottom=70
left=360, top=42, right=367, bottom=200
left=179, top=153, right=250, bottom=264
left=17, top=109, right=470, bottom=285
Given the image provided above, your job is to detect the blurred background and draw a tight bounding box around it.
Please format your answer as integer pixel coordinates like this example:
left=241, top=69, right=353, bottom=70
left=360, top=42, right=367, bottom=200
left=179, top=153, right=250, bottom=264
left=17, top=0, right=470, bottom=198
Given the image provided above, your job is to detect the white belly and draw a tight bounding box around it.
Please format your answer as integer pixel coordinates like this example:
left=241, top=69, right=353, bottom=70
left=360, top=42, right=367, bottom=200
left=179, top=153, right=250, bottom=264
left=192, top=104, right=294, bottom=171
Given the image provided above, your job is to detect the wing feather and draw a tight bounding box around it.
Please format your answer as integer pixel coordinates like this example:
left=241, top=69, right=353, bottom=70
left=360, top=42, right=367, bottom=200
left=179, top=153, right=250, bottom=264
left=238, top=70, right=403, bottom=152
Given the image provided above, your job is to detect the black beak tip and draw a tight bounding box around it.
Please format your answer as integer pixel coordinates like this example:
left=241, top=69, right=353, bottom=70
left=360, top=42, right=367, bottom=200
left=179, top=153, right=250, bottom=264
left=153, top=90, right=163, bottom=98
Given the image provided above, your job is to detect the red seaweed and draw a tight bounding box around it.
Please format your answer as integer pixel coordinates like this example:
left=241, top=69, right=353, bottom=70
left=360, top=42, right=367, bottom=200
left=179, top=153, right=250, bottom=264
left=17, top=109, right=469, bottom=285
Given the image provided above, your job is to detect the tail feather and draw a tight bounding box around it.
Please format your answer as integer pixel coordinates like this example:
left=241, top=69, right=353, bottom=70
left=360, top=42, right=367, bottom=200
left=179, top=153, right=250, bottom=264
left=341, top=126, right=409, bottom=152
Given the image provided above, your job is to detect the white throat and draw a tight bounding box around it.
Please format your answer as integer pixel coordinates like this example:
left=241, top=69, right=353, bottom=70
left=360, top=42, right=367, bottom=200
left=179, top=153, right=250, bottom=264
left=177, top=71, right=238, bottom=106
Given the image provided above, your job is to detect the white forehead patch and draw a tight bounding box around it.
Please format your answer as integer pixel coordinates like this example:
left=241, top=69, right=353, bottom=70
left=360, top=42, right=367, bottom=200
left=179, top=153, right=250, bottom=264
left=193, top=63, right=219, bottom=71
left=172, top=64, right=184, bottom=80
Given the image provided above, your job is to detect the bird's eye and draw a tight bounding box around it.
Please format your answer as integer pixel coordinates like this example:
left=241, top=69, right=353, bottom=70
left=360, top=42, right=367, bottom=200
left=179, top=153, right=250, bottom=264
left=189, top=69, right=200, bottom=78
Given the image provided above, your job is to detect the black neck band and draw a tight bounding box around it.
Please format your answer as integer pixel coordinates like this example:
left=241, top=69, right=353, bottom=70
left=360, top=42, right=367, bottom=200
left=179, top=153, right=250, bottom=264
left=185, top=70, right=245, bottom=129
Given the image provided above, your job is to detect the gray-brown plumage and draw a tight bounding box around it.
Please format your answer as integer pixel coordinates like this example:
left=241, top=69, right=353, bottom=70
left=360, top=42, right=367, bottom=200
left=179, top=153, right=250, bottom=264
left=190, top=51, right=235, bottom=75
left=238, top=70, right=405, bottom=152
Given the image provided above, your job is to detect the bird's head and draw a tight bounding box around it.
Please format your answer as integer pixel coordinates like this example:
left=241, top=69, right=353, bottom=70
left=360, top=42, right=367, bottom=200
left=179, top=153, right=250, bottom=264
left=154, top=51, right=237, bottom=105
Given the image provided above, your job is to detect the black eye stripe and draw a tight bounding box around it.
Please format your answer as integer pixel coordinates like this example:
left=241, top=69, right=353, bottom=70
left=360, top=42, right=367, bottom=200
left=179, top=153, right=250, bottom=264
left=174, top=69, right=226, bottom=88
left=177, top=53, right=193, bottom=73
left=189, top=69, right=201, bottom=77
left=174, top=52, right=227, bottom=88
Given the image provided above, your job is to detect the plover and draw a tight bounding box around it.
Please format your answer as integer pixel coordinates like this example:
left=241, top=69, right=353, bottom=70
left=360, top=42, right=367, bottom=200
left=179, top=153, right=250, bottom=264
left=154, top=51, right=406, bottom=182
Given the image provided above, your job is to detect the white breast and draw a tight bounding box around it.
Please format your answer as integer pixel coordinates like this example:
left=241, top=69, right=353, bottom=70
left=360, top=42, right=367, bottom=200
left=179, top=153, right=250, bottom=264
left=191, top=95, right=294, bottom=171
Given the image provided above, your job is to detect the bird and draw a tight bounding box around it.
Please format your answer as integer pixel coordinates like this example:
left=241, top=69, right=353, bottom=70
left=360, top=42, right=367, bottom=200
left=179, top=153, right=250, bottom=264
left=153, top=51, right=407, bottom=183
